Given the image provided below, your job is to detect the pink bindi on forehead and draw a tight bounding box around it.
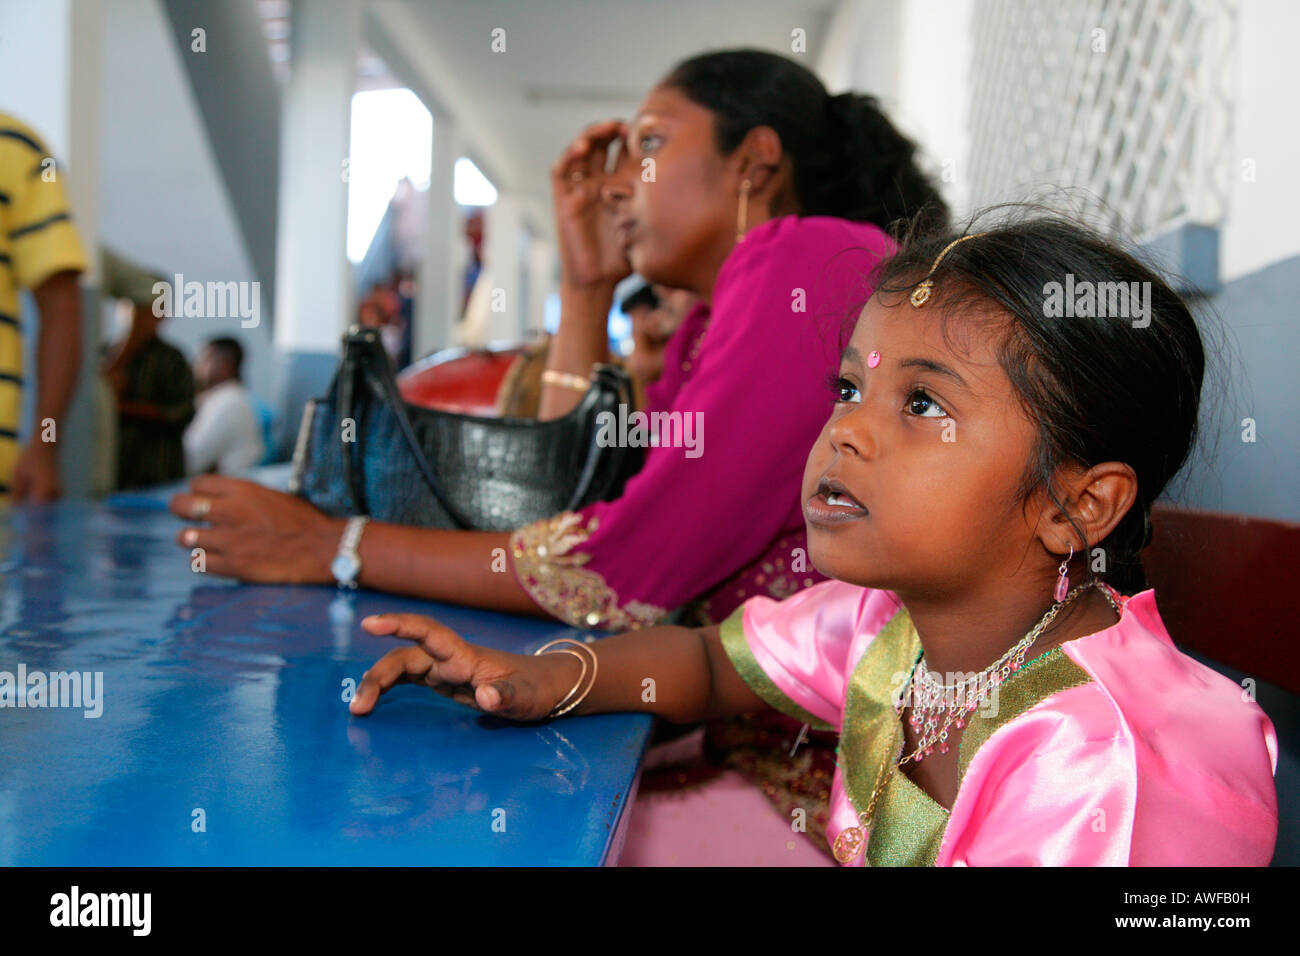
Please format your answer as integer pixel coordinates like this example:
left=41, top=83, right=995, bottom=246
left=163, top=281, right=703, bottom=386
left=867, top=350, right=881, bottom=368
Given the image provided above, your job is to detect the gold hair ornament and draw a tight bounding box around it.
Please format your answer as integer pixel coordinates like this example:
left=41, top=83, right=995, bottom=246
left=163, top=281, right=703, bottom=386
left=909, top=233, right=984, bottom=307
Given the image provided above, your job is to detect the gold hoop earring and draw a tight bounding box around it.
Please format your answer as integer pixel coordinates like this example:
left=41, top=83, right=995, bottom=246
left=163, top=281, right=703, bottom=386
left=736, top=179, right=752, bottom=243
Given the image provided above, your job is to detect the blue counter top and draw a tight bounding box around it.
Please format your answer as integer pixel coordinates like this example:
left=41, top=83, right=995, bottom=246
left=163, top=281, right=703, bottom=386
left=0, top=497, right=652, bottom=865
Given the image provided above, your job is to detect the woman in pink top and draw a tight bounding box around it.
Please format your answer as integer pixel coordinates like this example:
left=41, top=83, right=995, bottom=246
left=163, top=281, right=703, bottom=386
left=171, top=49, right=946, bottom=628
left=350, top=214, right=1278, bottom=866
left=511, top=213, right=892, bottom=630
left=172, top=50, right=944, bottom=855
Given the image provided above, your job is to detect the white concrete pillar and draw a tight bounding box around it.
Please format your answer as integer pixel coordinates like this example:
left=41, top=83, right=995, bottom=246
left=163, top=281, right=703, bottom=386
left=272, top=0, right=359, bottom=355
left=413, top=115, right=464, bottom=359
left=482, top=190, right=524, bottom=343
left=526, top=236, right=557, bottom=336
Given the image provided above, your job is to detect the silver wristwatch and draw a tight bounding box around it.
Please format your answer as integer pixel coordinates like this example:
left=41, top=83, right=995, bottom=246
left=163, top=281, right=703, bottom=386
left=330, top=516, right=369, bottom=589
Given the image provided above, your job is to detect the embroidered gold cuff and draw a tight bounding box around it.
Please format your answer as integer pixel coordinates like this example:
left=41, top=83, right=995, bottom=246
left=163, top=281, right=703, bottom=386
left=509, top=511, right=667, bottom=631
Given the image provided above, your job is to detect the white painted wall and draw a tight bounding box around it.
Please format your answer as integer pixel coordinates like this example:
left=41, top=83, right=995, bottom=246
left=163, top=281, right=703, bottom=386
left=96, top=0, right=276, bottom=403
left=818, top=0, right=902, bottom=100
left=0, top=0, right=74, bottom=157
left=1220, top=0, right=1300, bottom=281
left=820, top=0, right=1297, bottom=276
left=894, top=0, right=974, bottom=217
left=816, top=0, right=973, bottom=218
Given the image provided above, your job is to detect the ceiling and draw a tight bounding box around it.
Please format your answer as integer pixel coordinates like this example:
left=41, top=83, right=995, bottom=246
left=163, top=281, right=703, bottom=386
left=369, top=0, right=838, bottom=233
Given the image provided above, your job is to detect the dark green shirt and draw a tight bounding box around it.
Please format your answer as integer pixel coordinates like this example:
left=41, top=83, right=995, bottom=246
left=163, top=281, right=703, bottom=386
left=117, top=336, right=194, bottom=490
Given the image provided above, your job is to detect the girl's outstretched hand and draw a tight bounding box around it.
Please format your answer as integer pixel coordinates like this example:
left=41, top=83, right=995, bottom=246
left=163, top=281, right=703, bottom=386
left=348, top=613, right=578, bottom=721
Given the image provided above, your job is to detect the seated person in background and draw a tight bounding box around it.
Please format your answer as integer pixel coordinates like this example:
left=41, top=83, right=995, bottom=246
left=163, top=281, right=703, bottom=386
left=492, top=335, right=549, bottom=418
left=622, top=283, right=695, bottom=409
left=494, top=282, right=693, bottom=417
left=358, top=280, right=407, bottom=370
left=95, top=248, right=169, bottom=494
left=184, top=336, right=265, bottom=476
left=103, top=281, right=194, bottom=490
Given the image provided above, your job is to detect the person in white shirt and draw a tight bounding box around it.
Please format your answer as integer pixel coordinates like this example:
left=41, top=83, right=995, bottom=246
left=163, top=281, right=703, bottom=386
left=184, top=337, right=265, bottom=476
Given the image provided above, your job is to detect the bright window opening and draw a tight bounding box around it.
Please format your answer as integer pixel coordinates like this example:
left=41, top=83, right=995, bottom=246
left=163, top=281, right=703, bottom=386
left=455, top=157, right=498, bottom=206
left=347, top=88, right=432, bottom=263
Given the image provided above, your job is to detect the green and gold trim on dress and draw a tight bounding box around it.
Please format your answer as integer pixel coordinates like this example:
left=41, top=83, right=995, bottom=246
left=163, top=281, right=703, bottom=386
left=835, top=607, right=1096, bottom=866
left=719, top=606, right=836, bottom=733
left=837, top=609, right=935, bottom=865
left=509, top=512, right=667, bottom=631
left=956, top=648, right=1093, bottom=780
left=865, top=762, right=951, bottom=866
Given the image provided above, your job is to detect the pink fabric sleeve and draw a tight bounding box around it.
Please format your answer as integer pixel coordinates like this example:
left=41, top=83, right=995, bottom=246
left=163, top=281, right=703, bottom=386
left=721, top=580, right=876, bottom=730
left=509, top=216, right=893, bottom=630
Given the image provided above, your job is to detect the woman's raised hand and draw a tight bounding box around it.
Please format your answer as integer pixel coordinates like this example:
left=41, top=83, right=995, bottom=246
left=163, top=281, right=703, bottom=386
left=349, top=613, right=581, bottom=721
left=551, top=119, right=633, bottom=288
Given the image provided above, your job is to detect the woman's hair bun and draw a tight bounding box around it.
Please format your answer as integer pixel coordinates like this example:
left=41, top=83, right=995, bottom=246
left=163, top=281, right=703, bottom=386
left=663, top=49, right=948, bottom=232
left=812, top=92, right=948, bottom=232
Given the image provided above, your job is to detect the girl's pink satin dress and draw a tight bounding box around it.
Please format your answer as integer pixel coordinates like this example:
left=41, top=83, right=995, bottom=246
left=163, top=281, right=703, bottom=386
left=717, top=579, right=1278, bottom=865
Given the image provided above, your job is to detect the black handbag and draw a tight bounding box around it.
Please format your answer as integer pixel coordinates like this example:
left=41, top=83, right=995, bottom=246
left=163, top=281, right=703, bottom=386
left=288, top=326, right=644, bottom=530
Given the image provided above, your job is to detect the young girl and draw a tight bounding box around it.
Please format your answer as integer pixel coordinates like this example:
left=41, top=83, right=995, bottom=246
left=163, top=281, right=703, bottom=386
left=348, top=216, right=1279, bottom=866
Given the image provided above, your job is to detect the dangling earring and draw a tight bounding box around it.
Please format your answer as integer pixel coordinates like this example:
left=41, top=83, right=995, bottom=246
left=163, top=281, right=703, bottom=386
left=1054, top=543, right=1074, bottom=602
left=736, top=179, right=752, bottom=243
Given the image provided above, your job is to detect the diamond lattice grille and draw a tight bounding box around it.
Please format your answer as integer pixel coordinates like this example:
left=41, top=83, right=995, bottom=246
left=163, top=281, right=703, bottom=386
left=966, top=0, right=1236, bottom=240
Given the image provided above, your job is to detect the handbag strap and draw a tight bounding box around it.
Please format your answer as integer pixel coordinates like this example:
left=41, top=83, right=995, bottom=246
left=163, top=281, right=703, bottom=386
left=368, top=344, right=474, bottom=530
left=337, top=339, right=368, bottom=516
left=563, top=364, right=634, bottom=512
left=338, top=327, right=470, bottom=528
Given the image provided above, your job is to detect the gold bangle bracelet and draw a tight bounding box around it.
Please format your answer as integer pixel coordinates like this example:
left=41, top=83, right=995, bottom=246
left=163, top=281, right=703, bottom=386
left=540, top=647, right=587, bottom=717
left=552, top=642, right=597, bottom=717
left=541, top=369, right=591, bottom=393
left=534, top=638, right=599, bottom=718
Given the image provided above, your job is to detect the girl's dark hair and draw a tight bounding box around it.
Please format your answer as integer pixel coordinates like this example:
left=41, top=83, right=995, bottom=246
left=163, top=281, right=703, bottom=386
left=874, top=211, right=1207, bottom=594
left=661, top=49, right=948, bottom=233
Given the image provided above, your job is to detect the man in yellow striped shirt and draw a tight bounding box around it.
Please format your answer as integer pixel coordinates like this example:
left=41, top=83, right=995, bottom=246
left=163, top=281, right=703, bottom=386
left=0, top=112, right=87, bottom=501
